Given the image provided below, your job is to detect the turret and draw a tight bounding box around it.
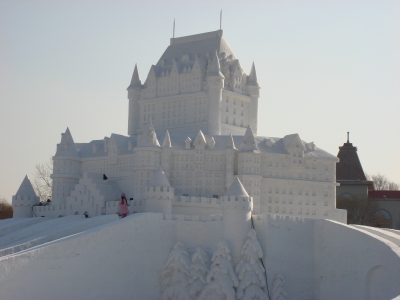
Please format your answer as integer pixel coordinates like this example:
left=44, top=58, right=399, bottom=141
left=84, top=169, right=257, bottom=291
left=133, top=122, right=162, bottom=200
left=224, top=134, right=237, bottom=189
left=127, top=64, right=143, bottom=136
left=247, top=62, right=260, bottom=135
left=221, top=177, right=253, bottom=265
left=161, top=130, right=172, bottom=178
left=51, top=128, right=81, bottom=206
left=145, top=166, right=174, bottom=215
left=12, top=175, right=40, bottom=218
left=237, top=126, right=261, bottom=213
left=207, top=51, right=224, bottom=136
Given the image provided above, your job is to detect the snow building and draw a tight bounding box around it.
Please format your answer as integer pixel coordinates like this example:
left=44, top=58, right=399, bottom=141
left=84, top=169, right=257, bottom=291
left=13, top=29, right=345, bottom=221
left=6, top=29, right=400, bottom=300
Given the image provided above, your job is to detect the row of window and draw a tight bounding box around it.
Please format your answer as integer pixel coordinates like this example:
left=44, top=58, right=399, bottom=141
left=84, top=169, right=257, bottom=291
left=266, top=206, right=329, bottom=216
left=267, top=197, right=329, bottom=206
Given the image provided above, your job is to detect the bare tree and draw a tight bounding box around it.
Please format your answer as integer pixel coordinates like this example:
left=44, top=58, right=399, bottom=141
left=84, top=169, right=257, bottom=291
left=365, top=173, right=399, bottom=190
left=33, top=158, right=53, bottom=202
left=0, top=197, right=13, bottom=212
left=337, top=195, right=379, bottom=226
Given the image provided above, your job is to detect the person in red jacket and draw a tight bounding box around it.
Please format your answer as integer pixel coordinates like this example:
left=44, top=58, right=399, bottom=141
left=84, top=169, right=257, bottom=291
left=118, top=192, right=129, bottom=218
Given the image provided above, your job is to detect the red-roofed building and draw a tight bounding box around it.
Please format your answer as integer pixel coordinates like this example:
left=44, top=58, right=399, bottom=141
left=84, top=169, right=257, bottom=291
left=336, top=133, right=373, bottom=201
left=369, top=190, right=400, bottom=229
left=336, top=133, right=400, bottom=229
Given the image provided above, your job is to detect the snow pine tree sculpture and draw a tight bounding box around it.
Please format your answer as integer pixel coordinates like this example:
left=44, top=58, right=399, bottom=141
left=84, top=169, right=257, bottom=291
left=235, top=229, right=268, bottom=300
left=160, top=241, right=191, bottom=300
left=188, top=248, right=210, bottom=299
left=271, top=274, right=288, bottom=300
left=198, top=240, right=239, bottom=300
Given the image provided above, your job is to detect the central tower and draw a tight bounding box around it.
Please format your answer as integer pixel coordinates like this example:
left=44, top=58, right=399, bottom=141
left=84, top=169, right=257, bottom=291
left=127, top=30, right=260, bottom=136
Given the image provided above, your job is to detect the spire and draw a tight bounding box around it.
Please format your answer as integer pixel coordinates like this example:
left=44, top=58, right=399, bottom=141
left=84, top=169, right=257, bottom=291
left=194, top=130, right=206, bottom=146
left=15, top=175, right=37, bottom=196
left=207, top=51, right=224, bottom=78
left=149, top=166, right=171, bottom=187
left=224, top=177, right=249, bottom=197
left=226, top=133, right=237, bottom=149
left=247, top=62, right=259, bottom=88
left=127, top=64, right=142, bottom=90
left=336, top=135, right=367, bottom=181
left=55, top=127, right=79, bottom=157
left=238, top=126, right=259, bottom=152
left=137, top=121, right=160, bottom=147
left=162, top=130, right=172, bottom=148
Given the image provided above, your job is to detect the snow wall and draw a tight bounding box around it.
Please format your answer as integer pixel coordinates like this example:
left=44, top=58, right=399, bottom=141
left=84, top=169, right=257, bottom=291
left=0, top=213, right=399, bottom=299
left=253, top=214, right=400, bottom=300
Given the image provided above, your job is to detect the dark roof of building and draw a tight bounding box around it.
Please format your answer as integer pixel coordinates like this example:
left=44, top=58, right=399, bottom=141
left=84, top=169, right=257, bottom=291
left=369, top=190, right=400, bottom=199
left=336, top=138, right=367, bottom=181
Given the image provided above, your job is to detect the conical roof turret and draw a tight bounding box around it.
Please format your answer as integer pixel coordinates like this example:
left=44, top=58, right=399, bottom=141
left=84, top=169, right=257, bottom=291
left=15, top=175, right=37, bottom=196
left=224, top=177, right=249, bottom=197
left=149, top=166, right=171, bottom=187
left=238, top=126, right=259, bottom=152
left=207, top=51, right=224, bottom=78
left=127, top=64, right=142, bottom=90
left=55, top=128, right=79, bottom=157
left=247, top=62, right=259, bottom=88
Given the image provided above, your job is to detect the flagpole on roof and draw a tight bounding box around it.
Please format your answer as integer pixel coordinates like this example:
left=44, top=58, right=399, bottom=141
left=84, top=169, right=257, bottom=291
left=173, top=18, right=175, bottom=38
left=220, top=10, right=222, bottom=30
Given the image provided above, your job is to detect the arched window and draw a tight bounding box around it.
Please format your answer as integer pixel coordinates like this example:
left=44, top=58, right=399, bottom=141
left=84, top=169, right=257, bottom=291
left=373, top=210, right=392, bottom=228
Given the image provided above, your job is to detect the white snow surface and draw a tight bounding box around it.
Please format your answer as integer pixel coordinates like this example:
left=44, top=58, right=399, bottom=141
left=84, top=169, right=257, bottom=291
left=0, top=214, right=400, bottom=299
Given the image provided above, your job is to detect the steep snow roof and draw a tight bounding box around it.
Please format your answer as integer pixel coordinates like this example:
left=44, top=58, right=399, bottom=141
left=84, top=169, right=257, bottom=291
left=238, top=126, right=259, bottom=152
left=15, top=175, right=37, bottom=196
left=62, top=131, right=337, bottom=161
left=162, top=130, right=172, bottom=148
left=224, top=177, right=249, bottom=197
left=55, top=128, right=79, bottom=157
left=157, top=30, right=236, bottom=67
left=149, top=166, right=171, bottom=187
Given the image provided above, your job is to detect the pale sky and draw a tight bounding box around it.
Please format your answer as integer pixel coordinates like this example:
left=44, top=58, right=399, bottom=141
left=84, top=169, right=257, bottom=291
left=1, top=0, right=399, bottom=203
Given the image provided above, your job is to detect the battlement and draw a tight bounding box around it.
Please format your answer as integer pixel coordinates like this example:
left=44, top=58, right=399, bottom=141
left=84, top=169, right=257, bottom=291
left=173, top=195, right=220, bottom=208
left=220, top=195, right=252, bottom=211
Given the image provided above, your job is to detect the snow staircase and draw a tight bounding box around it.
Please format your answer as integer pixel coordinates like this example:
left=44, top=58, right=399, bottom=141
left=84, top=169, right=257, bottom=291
left=66, top=172, right=122, bottom=216
left=0, top=215, right=119, bottom=257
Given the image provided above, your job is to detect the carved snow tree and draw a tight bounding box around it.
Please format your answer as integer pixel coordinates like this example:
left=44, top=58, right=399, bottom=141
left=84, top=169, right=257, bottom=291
left=160, top=241, right=191, bottom=300
left=198, top=240, right=239, bottom=300
left=271, top=274, right=288, bottom=300
left=235, top=229, right=268, bottom=300
left=188, top=248, right=210, bottom=299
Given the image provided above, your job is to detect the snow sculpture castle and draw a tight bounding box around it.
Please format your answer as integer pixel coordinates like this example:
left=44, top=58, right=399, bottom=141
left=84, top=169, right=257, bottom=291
left=7, top=29, right=400, bottom=300
left=13, top=29, right=345, bottom=222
